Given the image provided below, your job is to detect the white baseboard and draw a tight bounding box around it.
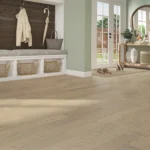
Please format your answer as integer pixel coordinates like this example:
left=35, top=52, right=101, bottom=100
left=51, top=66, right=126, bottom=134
left=66, top=70, right=92, bottom=77
left=0, top=72, right=65, bottom=82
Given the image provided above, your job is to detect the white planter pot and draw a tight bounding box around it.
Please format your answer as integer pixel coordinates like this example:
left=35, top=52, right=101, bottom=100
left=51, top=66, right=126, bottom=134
left=131, top=48, right=138, bottom=63
left=124, top=38, right=130, bottom=43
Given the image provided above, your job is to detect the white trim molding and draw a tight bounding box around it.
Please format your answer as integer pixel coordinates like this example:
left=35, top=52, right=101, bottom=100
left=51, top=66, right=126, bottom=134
left=25, top=0, right=64, bottom=5
left=66, top=70, right=92, bottom=78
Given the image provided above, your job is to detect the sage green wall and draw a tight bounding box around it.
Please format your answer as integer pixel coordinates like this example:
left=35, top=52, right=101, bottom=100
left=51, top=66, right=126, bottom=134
left=64, top=0, right=91, bottom=72
left=127, top=0, right=150, bottom=27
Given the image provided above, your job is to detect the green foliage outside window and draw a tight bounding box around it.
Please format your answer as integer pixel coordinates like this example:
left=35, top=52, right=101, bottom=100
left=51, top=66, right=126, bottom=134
left=97, top=15, right=119, bottom=28
left=138, top=25, right=146, bottom=37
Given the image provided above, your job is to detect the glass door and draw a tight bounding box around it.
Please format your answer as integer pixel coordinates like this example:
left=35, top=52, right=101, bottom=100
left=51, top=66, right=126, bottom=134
left=97, top=2, right=109, bottom=65
left=113, top=5, right=121, bottom=63
left=96, top=1, right=121, bottom=67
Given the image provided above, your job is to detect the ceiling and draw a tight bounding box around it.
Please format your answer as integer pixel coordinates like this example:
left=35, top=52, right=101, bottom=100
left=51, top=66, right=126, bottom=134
left=25, top=0, right=64, bottom=5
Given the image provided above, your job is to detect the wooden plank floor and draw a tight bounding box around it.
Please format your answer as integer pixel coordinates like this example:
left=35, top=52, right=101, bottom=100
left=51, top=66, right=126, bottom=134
left=0, top=71, right=150, bottom=150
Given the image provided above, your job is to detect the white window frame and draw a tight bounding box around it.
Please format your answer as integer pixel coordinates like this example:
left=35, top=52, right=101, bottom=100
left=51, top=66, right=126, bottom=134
left=135, top=8, right=150, bottom=37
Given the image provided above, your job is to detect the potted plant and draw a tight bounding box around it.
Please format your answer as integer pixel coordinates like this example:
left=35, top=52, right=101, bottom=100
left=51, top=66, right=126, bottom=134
left=121, top=29, right=133, bottom=43
left=131, top=29, right=139, bottom=43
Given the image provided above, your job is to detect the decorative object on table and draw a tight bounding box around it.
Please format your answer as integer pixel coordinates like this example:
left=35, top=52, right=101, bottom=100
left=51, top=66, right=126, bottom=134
left=44, top=59, right=62, bottom=73
left=144, top=34, right=149, bottom=40
left=97, top=68, right=111, bottom=75
left=131, top=48, right=138, bottom=64
left=46, top=30, right=63, bottom=50
left=137, top=35, right=142, bottom=41
left=126, top=49, right=131, bottom=63
left=121, top=29, right=133, bottom=43
left=131, top=29, right=138, bottom=43
left=142, top=34, right=149, bottom=44
left=16, top=4, right=32, bottom=47
left=0, top=61, right=10, bottom=78
left=43, top=8, right=50, bottom=45
left=17, top=60, right=38, bottom=75
left=140, top=51, right=150, bottom=65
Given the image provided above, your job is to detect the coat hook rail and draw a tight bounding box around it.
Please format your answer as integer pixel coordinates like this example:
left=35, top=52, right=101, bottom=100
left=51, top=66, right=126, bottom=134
left=22, top=0, right=24, bottom=6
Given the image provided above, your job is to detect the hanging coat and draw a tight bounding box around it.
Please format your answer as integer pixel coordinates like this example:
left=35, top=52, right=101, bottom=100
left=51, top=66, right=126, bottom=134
left=16, top=8, right=32, bottom=47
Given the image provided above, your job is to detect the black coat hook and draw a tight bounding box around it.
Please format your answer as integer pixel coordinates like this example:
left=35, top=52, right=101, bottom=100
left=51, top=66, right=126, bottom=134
left=22, top=0, right=24, bottom=6
left=20, top=0, right=24, bottom=9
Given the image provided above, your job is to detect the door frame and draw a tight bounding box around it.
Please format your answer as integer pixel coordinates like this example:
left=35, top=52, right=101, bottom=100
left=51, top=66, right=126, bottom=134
left=91, top=0, right=127, bottom=69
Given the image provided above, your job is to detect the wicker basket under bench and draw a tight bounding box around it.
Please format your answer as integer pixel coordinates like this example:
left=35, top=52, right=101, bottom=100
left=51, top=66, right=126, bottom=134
left=17, top=61, right=39, bottom=76
left=0, top=54, right=66, bottom=82
left=0, top=61, right=10, bottom=78
left=44, top=59, right=62, bottom=73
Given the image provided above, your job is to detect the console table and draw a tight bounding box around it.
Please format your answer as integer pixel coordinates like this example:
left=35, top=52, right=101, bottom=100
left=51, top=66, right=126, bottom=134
left=119, top=43, right=150, bottom=70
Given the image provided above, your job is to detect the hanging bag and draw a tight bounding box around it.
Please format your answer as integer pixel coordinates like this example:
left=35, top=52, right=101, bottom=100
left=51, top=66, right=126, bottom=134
left=46, top=30, right=63, bottom=50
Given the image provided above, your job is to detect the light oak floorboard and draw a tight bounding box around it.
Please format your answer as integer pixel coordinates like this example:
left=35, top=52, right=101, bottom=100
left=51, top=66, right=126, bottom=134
left=0, top=71, right=150, bottom=150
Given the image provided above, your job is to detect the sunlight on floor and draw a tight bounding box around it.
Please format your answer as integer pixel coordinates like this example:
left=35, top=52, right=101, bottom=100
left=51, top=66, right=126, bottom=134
left=0, top=99, right=98, bottom=125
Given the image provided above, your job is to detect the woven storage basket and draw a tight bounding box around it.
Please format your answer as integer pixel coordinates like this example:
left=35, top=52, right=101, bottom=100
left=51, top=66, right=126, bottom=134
left=44, top=59, right=61, bottom=73
left=17, top=61, right=38, bottom=76
left=0, top=61, right=10, bottom=78
left=140, top=51, right=150, bottom=65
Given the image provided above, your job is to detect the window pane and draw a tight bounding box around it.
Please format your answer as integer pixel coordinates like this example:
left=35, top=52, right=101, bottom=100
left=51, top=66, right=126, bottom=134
left=142, top=22, right=146, bottom=35
left=103, top=17, right=108, bottom=32
left=97, top=2, right=109, bottom=65
left=97, top=49, right=102, bottom=58
left=117, top=15, right=120, bottom=33
left=114, top=34, right=116, bottom=49
left=138, top=10, right=142, bottom=20
left=114, top=6, right=120, bottom=33
left=117, top=34, right=119, bottom=43
left=114, top=5, right=117, bottom=15
left=97, top=2, right=103, bottom=15
left=118, top=6, right=120, bottom=15
left=97, top=33, right=102, bottom=49
left=114, top=49, right=117, bottom=61
left=97, top=16, right=103, bottom=29
left=138, top=22, right=146, bottom=37
left=103, top=33, right=108, bottom=48
left=103, top=3, right=109, bottom=16
left=143, top=11, right=146, bottom=21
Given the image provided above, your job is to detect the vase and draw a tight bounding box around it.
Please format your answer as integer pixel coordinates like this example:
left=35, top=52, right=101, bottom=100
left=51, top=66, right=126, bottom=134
left=126, top=50, right=131, bottom=63
left=131, top=48, right=138, bottom=64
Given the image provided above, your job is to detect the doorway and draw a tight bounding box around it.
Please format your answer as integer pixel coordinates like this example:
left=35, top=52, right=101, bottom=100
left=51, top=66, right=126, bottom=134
left=92, top=0, right=125, bottom=69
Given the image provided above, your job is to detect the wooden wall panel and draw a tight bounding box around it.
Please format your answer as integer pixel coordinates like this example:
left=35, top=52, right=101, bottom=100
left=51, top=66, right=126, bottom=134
left=0, top=0, right=55, bottom=50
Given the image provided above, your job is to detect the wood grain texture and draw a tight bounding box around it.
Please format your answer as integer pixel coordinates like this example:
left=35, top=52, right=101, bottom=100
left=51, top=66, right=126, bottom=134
left=0, top=70, right=150, bottom=150
left=0, top=0, right=55, bottom=50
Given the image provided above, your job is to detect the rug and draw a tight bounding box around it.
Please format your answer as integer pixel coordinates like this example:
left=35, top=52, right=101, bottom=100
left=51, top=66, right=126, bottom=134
left=92, top=68, right=148, bottom=78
